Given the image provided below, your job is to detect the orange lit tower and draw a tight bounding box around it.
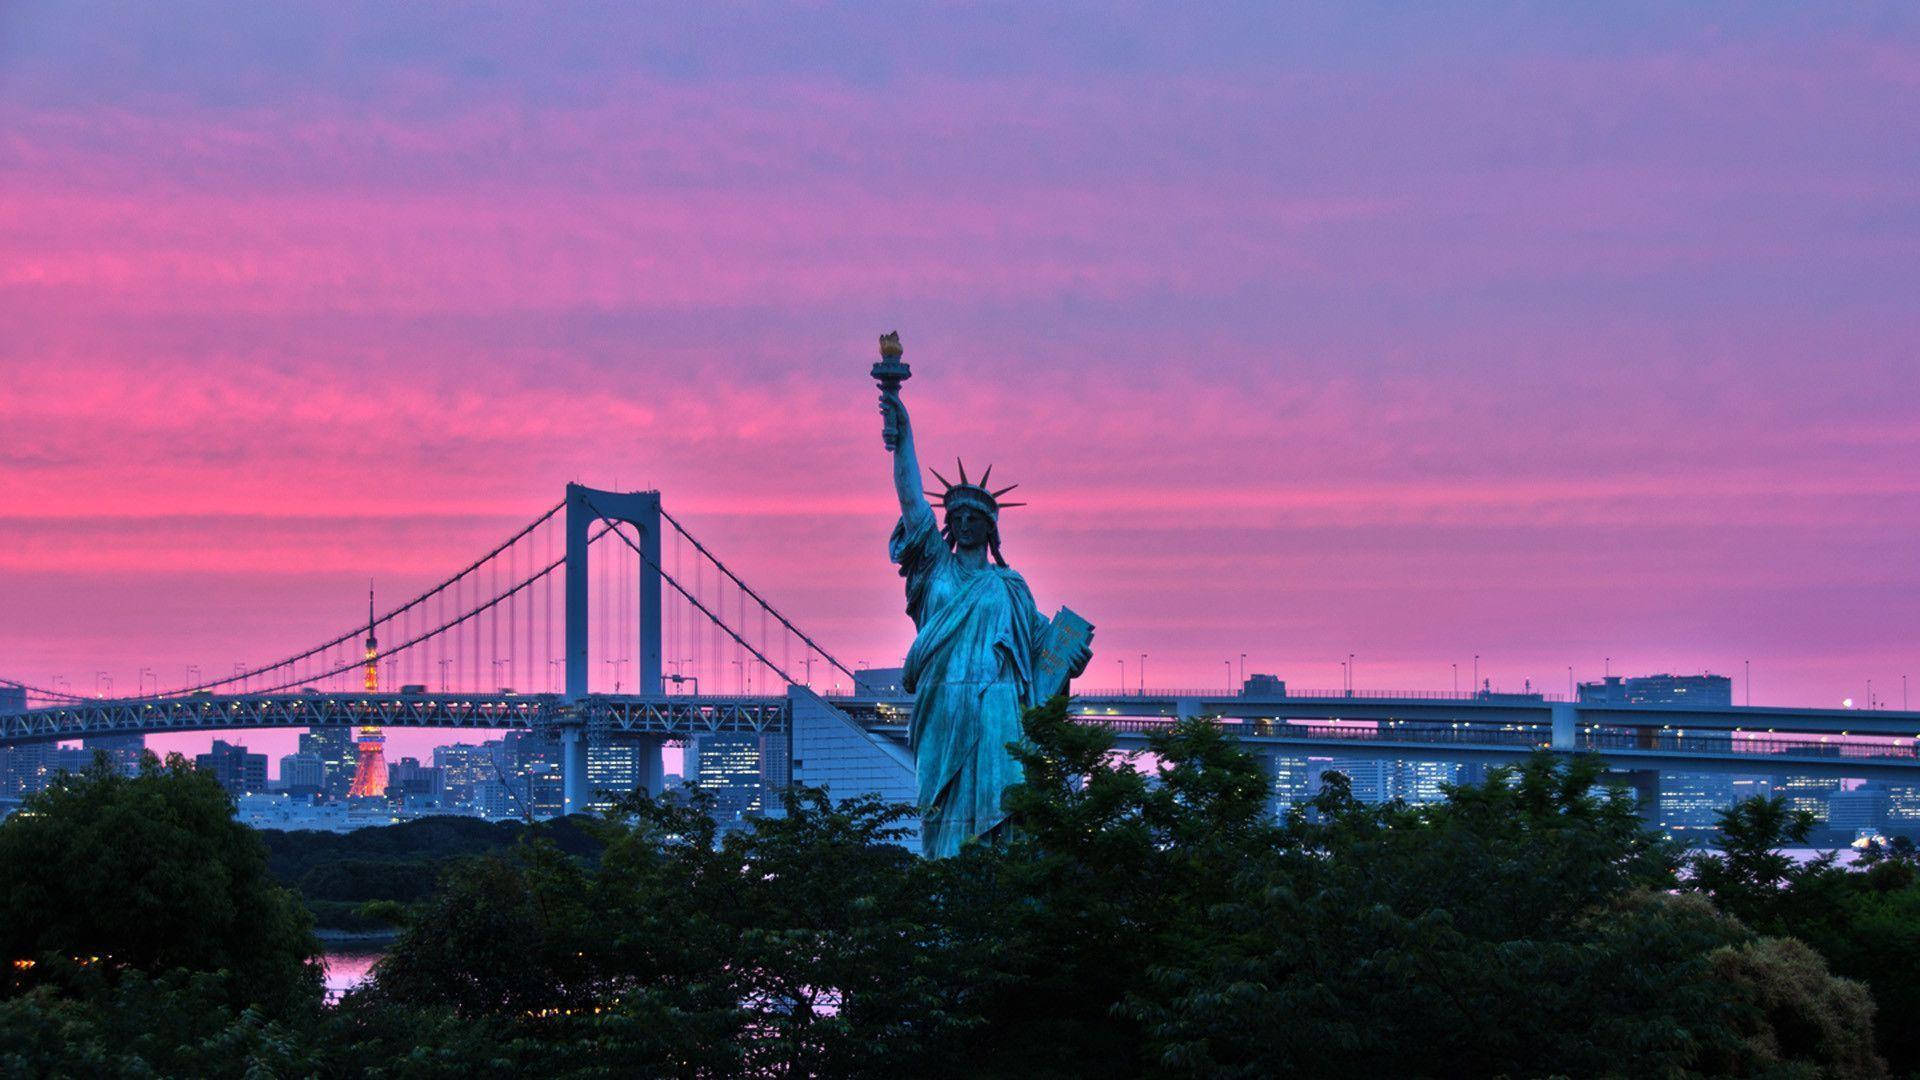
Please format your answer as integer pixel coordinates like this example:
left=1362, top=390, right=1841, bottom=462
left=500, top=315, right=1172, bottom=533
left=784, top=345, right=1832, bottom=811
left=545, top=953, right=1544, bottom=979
left=347, top=584, right=388, bottom=798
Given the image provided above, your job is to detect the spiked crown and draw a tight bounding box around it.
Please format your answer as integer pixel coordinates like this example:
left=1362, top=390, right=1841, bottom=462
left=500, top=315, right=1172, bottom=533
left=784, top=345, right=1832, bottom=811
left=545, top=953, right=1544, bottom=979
left=928, top=458, right=1024, bottom=521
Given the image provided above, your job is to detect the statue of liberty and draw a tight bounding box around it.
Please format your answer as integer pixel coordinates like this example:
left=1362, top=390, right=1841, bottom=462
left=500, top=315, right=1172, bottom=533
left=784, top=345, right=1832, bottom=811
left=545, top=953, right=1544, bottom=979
left=873, top=333, right=1093, bottom=857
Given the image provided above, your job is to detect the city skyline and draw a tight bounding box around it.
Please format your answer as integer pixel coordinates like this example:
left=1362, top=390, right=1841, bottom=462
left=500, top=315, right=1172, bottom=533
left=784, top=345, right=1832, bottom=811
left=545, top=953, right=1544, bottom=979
left=4, top=4, right=1917, bottom=770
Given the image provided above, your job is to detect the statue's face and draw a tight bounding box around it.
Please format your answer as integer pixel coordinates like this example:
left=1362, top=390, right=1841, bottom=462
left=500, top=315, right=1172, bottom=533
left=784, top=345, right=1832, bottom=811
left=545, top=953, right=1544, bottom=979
left=946, top=506, right=993, bottom=551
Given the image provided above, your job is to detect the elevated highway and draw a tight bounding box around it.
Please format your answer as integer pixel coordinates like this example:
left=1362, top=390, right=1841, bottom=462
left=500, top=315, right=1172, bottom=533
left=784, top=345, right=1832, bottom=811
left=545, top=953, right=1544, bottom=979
left=9, top=688, right=1920, bottom=798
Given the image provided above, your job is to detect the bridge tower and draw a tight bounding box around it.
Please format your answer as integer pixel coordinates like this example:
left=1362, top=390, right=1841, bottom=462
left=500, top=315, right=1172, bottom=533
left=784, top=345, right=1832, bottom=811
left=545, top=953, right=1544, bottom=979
left=560, top=484, right=665, bottom=813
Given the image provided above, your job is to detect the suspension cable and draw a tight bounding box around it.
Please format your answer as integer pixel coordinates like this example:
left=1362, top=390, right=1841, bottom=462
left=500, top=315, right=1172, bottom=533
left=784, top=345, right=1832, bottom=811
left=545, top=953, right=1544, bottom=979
left=586, top=498, right=802, bottom=688
left=0, top=677, right=86, bottom=704
left=656, top=506, right=856, bottom=681
left=240, top=524, right=612, bottom=695
left=164, top=500, right=567, bottom=696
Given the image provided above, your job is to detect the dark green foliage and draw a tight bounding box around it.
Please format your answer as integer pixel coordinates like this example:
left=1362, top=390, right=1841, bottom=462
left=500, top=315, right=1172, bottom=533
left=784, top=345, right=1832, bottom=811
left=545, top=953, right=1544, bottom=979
left=0, top=970, right=323, bottom=1078
left=346, top=785, right=944, bottom=1076
left=257, top=814, right=603, bottom=930
left=1688, top=795, right=1920, bottom=1074
left=0, top=755, right=321, bottom=1018
left=5, top=710, right=1915, bottom=1077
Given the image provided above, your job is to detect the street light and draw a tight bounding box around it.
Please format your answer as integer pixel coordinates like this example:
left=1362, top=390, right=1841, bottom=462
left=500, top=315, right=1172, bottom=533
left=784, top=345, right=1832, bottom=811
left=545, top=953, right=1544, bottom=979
left=548, top=658, right=564, bottom=693
left=1138, top=653, right=1146, bottom=696
left=1239, top=653, right=1247, bottom=686
left=1224, top=659, right=1232, bottom=692
left=1348, top=653, right=1355, bottom=697
left=438, top=658, right=453, bottom=693
left=139, top=667, right=154, bottom=696
left=1118, top=658, right=1126, bottom=694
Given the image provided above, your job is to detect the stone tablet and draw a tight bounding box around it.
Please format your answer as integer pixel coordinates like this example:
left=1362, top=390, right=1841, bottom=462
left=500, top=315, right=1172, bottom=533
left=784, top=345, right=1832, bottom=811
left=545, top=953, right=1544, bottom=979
left=1032, top=606, right=1094, bottom=703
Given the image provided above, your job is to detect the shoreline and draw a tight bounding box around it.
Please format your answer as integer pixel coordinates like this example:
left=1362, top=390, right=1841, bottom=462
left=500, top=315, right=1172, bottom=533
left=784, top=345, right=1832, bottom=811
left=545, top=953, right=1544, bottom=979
left=316, top=928, right=400, bottom=946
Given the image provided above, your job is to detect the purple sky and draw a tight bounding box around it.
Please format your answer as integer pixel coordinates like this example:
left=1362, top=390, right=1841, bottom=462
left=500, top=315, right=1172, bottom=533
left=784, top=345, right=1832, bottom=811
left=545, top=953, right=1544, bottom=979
left=2, top=4, right=1918, bottom=768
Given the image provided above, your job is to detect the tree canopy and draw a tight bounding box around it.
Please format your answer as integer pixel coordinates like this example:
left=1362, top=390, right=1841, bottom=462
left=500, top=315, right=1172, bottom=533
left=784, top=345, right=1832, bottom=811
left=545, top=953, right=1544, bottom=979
left=0, top=754, right=320, bottom=1017
left=2, top=712, right=1910, bottom=1077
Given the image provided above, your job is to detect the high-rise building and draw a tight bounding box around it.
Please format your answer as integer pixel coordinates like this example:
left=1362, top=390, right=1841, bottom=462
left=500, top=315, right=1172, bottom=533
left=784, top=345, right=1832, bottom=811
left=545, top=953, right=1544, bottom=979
left=1886, top=785, right=1920, bottom=829
left=0, top=691, right=39, bottom=798
left=433, top=742, right=498, bottom=808
left=1661, top=773, right=1736, bottom=838
left=1395, top=761, right=1459, bottom=804
left=1730, top=775, right=1773, bottom=806
left=472, top=774, right=523, bottom=819
left=524, top=764, right=564, bottom=818
left=1578, top=673, right=1734, bottom=706
left=54, top=746, right=92, bottom=775
left=1267, top=753, right=1316, bottom=815
left=278, top=752, right=327, bottom=796
left=0, top=742, right=57, bottom=798
left=1242, top=674, right=1287, bottom=698
left=82, top=734, right=147, bottom=776
left=502, top=730, right=563, bottom=818
left=586, top=737, right=648, bottom=813
left=764, top=732, right=792, bottom=797
left=693, top=732, right=785, bottom=825
left=1828, top=784, right=1890, bottom=837
left=505, top=729, right=556, bottom=772
left=1318, top=759, right=1390, bottom=804
left=853, top=667, right=908, bottom=696
left=1776, top=772, right=1843, bottom=824
left=300, top=728, right=355, bottom=798
left=195, top=740, right=268, bottom=795
left=1580, top=673, right=1737, bottom=835
left=449, top=734, right=554, bottom=820
left=387, top=757, right=443, bottom=805
left=1317, top=758, right=1459, bottom=806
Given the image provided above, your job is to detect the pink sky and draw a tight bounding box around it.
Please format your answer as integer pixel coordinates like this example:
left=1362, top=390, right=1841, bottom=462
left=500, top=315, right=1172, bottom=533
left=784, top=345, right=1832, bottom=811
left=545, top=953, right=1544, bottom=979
left=2, top=5, right=1918, bottom=768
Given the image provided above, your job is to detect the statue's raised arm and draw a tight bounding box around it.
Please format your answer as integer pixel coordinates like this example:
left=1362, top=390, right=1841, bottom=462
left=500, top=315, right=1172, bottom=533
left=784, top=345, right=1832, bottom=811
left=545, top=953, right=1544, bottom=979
left=874, top=332, right=925, bottom=518
left=879, top=391, right=925, bottom=517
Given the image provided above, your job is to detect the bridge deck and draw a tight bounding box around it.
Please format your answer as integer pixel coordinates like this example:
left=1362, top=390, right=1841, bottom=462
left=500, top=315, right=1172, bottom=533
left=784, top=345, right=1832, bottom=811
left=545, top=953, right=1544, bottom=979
left=8, top=690, right=1920, bottom=780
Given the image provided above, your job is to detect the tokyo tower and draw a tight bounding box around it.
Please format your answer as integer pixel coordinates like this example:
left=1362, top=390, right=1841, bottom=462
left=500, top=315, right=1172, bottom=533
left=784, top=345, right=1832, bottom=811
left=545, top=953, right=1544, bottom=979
left=347, top=584, right=388, bottom=798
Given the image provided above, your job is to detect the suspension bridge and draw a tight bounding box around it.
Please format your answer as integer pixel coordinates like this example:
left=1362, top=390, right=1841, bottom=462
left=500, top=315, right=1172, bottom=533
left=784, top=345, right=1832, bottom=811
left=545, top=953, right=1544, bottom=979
left=6, top=483, right=1920, bottom=817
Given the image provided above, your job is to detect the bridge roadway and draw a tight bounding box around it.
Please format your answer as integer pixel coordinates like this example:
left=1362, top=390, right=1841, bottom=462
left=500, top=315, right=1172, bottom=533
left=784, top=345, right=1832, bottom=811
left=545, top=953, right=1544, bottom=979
left=7, top=690, right=1920, bottom=785
left=850, top=692, right=1920, bottom=784
left=0, top=691, right=787, bottom=744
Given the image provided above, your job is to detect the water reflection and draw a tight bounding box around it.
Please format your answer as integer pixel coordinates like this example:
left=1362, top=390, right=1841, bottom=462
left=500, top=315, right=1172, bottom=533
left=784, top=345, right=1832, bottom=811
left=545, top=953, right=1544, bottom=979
left=323, top=949, right=384, bottom=1002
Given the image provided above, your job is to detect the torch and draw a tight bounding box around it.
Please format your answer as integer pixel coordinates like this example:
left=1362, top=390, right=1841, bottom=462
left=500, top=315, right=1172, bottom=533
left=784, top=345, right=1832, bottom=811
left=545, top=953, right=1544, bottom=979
left=871, top=331, right=911, bottom=449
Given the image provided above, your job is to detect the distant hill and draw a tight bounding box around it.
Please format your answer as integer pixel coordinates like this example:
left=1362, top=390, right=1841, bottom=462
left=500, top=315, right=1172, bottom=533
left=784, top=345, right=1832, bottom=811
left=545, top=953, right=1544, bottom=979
left=258, top=814, right=605, bottom=930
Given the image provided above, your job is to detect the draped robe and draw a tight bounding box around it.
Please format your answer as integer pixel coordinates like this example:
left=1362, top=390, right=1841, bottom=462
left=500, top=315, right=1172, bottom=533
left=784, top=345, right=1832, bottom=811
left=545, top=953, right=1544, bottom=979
left=890, top=502, right=1049, bottom=858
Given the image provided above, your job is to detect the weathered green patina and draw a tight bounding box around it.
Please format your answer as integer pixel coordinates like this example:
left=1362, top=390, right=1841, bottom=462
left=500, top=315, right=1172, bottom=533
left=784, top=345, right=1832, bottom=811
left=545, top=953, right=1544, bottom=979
left=874, top=334, right=1091, bottom=857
